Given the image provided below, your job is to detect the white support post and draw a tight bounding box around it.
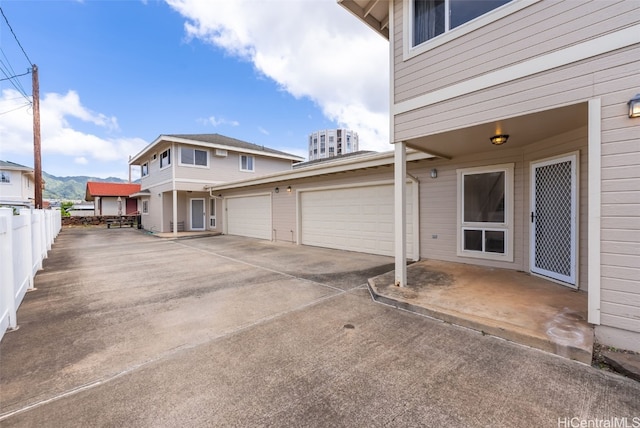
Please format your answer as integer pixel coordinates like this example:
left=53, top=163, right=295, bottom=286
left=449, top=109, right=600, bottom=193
left=588, top=98, right=602, bottom=325
left=172, top=189, right=178, bottom=238
left=394, top=142, right=407, bottom=287
left=0, top=208, right=17, bottom=330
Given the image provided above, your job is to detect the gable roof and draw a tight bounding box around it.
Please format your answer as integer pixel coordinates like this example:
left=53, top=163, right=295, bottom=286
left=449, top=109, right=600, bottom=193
left=85, top=182, right=141, bottom=201
left=129, top=133, right=304, bottom=165
left=0, top=160, right=34, bottom=172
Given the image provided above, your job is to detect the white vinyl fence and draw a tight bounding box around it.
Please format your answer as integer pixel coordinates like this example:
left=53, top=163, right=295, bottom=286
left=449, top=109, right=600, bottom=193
left=0, top=208, right=61, bottom=342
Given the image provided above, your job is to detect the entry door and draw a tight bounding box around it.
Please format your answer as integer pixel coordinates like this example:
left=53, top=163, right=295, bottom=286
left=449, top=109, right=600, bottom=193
left=530, top=154, right=578, bottom=288
left=190, top=198, right=205, bottom=231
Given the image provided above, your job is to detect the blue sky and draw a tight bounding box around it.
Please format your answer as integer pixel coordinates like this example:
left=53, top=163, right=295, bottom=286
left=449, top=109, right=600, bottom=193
left=0, top=0, right=388, bottom=179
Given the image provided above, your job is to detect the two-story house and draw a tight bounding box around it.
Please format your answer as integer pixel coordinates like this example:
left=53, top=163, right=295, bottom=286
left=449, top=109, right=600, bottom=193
left=338, top=0, right=640, bottom=350
left=128, top=134, right=303, bottom=235
left=0, top=161, right=35, bottom=208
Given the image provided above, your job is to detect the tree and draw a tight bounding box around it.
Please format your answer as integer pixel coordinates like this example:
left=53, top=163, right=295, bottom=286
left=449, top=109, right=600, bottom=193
left=60, top=201, right=73, bottom=218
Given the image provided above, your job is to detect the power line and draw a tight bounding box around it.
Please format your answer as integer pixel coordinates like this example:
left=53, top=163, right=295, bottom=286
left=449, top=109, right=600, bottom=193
left=0, top=69, right=30, bottom=82
left=0, top=59, right=31, bottom=103
left=0, top=6, right=33, bottom=66
left=0, top=102, right=30, bottom=116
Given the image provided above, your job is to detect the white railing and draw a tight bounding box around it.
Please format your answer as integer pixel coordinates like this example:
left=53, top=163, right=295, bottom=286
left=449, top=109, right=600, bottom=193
left=0, top=208, right=61, bottom=342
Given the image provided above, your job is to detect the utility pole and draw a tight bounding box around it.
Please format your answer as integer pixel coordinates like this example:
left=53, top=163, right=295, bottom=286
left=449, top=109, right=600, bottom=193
left=32, top=64, right=42, bottom=209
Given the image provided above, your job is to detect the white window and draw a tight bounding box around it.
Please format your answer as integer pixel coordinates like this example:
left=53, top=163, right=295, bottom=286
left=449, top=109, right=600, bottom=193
left=141, top=162, right=149, bottom=177
left=180, top=147, right=208, bottom=167
left=160, top=149, right=171, bottom=169
left=240, top=155, right=254, bottom=172
left=457, top=164, right=513, bottom=261
left=142, top=200, right=149, bottom=214
left=0, top=171, right=10, bottom=184
left=412, top=0, right=511, bottom=47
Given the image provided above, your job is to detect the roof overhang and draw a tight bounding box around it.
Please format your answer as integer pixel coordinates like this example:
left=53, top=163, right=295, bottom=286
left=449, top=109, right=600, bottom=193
left=129, top=135, right=304, bottom=165
left=337, top=0, right=390, bottom=39
left=403, top=102, right=589, bottom=159
left=207, top=149, right=435, bottom=192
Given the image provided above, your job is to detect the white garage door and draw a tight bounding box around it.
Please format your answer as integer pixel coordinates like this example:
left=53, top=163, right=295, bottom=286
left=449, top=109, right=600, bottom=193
left=226, top=194, right=272, bottom=240
left=300, top=183, right=415, bottom=258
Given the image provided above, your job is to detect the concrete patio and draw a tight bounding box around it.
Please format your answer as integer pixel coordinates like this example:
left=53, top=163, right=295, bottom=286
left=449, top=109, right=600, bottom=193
left=369, top=260, right=593, bottom=364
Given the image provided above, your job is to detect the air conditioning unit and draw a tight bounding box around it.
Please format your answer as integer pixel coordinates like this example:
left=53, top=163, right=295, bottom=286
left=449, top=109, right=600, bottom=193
left=215, top=149, right=228, bottom=157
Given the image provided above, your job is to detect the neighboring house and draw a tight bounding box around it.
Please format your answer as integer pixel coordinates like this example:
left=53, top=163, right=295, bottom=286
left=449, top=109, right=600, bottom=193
left=335, top=0, right=640, bottom=350
left=85, top=182, right=141, bottom=216
left=308, top=129, right=359, bottom=160
left=0, top=160, right=35, bottom=208
left=127, top=134, right=304, bottom=234
left=68, top=203, right=96, bottom=217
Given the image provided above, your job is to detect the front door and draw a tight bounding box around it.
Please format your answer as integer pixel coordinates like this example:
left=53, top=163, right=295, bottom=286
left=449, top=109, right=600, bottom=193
left=530, top=153, right=578, bottom=288
left=190, top=198, right=205, bottom=231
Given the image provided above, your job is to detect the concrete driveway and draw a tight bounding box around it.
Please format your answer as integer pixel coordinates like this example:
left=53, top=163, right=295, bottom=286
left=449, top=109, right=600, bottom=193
left=1, top=227, right=638, bottom=427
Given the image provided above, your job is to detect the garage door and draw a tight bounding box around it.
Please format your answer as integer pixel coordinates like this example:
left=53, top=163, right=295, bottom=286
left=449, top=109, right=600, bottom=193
left=300, top=183, right=416, bottom=258
left=226, top=194, right=272, bottom=240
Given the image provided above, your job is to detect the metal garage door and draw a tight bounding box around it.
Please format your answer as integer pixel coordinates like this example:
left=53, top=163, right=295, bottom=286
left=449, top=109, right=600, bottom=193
left=226, top=194, right=272, bottom=240
left=300, top=183, right=415, bottom=258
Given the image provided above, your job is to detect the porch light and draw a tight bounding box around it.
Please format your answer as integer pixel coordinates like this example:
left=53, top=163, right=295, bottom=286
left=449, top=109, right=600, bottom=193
left=628, top=93, right=640, bottom=118
left=490, top=134, right=509, bottom=145
left=274, top=187, right=279, bottom=193
left=430, top=168, right=437, bottom=179
left=287, top=186, right=292, bottom=192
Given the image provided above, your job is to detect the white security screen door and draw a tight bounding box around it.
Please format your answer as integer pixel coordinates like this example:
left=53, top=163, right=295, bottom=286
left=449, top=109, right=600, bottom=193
left=530, top=154, right=578, bottom=288
left=190, top=198, right=205, bottom=231
left=209, top=198, right=216, bottom=229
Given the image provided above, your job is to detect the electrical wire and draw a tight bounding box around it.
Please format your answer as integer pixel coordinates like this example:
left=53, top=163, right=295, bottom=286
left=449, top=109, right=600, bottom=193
left=0, top=6, right=33, bottom=65
left=0, top=69, right=30, bottom=82
left=0, top=102, right=30, bottom=116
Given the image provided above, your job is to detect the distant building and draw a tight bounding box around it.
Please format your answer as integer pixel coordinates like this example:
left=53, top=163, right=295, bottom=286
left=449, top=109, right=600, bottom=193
left=308, top=129, right=359, bottom=161
left=85, top=182, right=141, bottom=216
left=0, top=160, right=35, bottom=208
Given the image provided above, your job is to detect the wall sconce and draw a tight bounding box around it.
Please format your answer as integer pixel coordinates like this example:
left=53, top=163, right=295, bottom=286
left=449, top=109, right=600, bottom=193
left=287, top=186, right=292, bottom=192
left=490, top=134, right=509, bottom=145
left=274, top=187, right=279, bottom=193
left=430, top=168, right=437, bottom=179
left=157, top=193, right=161, bottom=197
left=628, top=93, right=640, bottom=118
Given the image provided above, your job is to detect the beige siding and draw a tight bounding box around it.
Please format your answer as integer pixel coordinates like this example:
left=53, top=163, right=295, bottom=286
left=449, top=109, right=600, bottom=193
left=393, top=0, right=639, bottom=104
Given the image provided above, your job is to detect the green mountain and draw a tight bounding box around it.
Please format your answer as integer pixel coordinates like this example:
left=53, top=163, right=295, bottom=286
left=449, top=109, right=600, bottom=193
left=43, top=172, right=129, bottom=201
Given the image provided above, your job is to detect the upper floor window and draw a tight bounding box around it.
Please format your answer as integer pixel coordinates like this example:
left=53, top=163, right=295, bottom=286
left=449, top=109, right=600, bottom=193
left=160, top=149, right=171, bottom=169
left=240, top=154, right=254, bottom=172
left=141, top=162, right=149, bottom=177
left=412, top=0, right=511, bottom=47
left=0, top=171, right=10, bottom=184
left=180, top=147, right=208, bottom=167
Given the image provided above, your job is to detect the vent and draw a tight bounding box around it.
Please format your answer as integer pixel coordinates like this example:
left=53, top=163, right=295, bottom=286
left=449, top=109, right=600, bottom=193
left=215, top=149, right=228, bottom=157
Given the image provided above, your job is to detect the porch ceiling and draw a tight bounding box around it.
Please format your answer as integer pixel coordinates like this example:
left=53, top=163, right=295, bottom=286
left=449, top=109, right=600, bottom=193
left=405, top=103, right=588, bottom=159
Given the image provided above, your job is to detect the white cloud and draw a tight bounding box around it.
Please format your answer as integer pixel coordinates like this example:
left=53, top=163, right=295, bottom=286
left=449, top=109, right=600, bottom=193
left=165, top=0, right=391, bottom=152
left=258, top=126, right=269, bottom=135
left=197, top=115, right=240, bottom=127
left=0, top=88, right=147, bottom=176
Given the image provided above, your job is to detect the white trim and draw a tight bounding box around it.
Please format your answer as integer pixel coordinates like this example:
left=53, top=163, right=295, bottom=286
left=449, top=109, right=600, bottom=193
left=588, top=98, right=601, bottom=325
left=394, top=24, right=640, bottom=116
left=209, top=150, right=435, bottom=192
left=189, top=198, right=206, bottom=231
left=403, top=0, right=537, bottom=61
left=529, top=152, right=579, bottom=288
left=456, top=163, right=514, bottom=262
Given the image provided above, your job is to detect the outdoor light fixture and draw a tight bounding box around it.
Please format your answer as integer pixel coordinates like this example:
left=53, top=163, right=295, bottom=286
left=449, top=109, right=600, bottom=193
left=274, top=187, right=279, bottom=193
left=628, top=93, right=640, bottom=118
left=430, top=168, right=437, bottom=179
left=287, top=186, right=292, bottom=192
left=490, top=134, right=509, bottom=145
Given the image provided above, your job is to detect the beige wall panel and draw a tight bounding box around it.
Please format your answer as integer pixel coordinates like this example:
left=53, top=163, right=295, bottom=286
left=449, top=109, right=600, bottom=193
left=272, top=191, right=296, bottom=243
left=394, top=1, right=639, bottom=103
left=395, top=45, right=640, bottom=140
left=601, top=278, right=640, bottom=294
left=600, top=314, right=640, bottom=336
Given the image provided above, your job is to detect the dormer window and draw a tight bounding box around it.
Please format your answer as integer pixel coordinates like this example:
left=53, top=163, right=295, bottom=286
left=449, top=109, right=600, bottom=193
left=411, top=0, right=511, bottom=47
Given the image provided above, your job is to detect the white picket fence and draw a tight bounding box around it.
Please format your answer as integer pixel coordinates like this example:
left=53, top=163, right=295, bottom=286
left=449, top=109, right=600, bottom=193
left=0, top=207, right=61, bottom=342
